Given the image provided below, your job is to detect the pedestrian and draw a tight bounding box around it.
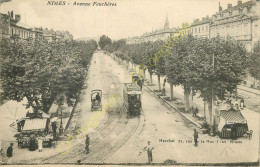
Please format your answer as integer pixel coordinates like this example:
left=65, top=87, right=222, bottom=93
left=85, top=134, right=90, bottom=154
left=193, top=129, right=199, bottom=147
left=240, top=98, right=244, bottom=109
left=234, top=99, right=239, bottom=110
left=38, top=137, right=43, bottom=152
left=6, top=143, right=13, bottom=157
left=145, top=141, right=154, bottom=164
left=51, top=121, right=57, bottom=140
left=29, top=134, right=37, bottom=151
left=194, top=107, right=199, bottom=117
left=0, top=147, right=4, bottom=163
left=231, top=125, right=237, bottom=140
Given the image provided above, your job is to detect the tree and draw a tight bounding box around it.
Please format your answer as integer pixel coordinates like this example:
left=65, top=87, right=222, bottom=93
left=0, top=38, right=97, bottom=114
left=249, top=40, right=260, bottom=86
left=154, top=40, right=167, bottom=91
left=191, top=36, right=248, bottom=135
left=98, top=35, right=112, bottom=50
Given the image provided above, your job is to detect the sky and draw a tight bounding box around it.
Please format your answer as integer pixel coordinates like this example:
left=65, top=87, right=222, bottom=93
left=0, top=0, right=240, bottom=40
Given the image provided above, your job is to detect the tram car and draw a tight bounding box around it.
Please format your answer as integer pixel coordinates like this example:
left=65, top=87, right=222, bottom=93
left=131, top=73, right=143, bottom=89
left=123, top=83, right=142, bottom=116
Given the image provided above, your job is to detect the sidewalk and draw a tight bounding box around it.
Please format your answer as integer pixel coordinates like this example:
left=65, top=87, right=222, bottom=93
left=238, top=85, right=260, bottom=95
left=143, top=83, right=204, bottom=129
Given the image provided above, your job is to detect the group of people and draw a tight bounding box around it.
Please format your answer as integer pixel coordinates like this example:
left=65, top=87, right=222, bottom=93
left=225, top=98, right=245, bottom=110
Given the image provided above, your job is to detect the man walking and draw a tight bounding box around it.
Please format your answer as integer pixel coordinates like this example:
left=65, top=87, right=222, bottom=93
left=6, top=143, right=13, bottom=157
left=85, top=134, right=90, bottom=154
left=194, top=107, right=199, bottom=117
left=193, top=129, right=199, bottom=147
left=51, top=121, right=57, bottom=140
left=145, top=141, right=154, bottom=164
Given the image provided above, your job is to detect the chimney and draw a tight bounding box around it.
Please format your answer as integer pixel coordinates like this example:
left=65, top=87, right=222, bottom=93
left=237, top=0, right=242, bottom=5
left=219, top=2, right=223, bottom=12
left=227, top=4, right=232, bottom=8
left=15, top=14, right=21, bottom=22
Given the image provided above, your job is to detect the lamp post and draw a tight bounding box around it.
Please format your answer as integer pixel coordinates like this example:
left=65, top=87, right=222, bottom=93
left=59, top=105, right=64, bottom=135
left=209, top=54, right=215, bottom=136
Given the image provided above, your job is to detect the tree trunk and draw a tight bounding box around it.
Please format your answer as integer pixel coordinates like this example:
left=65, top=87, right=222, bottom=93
left=158, top=74, right=161, bottom=91
left=203, top=99, right=207, bottom=120
left=149, top=72, right=153, bottom=85
left=207, top=97, right=215, bottom=135
left=184, top=86, right=190, bottom=112
left=143, top=69, right=146, bottom=80
left=170, top=83, right=174, bottom=100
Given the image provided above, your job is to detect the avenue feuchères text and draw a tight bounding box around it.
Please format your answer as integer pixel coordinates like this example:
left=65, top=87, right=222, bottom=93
left=47, top=1, right=117, bottom=6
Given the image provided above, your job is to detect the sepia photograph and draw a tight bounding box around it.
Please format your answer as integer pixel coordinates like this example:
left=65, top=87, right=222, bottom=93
left=0, top=0, right=259, bottom=166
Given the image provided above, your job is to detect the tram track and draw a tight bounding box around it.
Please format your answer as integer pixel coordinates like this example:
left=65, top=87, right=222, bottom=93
left=38, top=102, right=125, bottom=163
left=56, top=104, right=127, bottom=163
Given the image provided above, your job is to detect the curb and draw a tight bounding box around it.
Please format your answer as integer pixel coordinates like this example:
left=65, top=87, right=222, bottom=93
left=237, top=86, right=260, bottom=96
left=143, top=83, right=202, bottom=129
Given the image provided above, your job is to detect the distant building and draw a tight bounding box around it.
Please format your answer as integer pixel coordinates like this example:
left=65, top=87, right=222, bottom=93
left=210, top=0, right=260, bottom=51
left=188, top=16, right=212, bottom=38
left=126, top=15, right=175, bottom=44
left=0, top=13, right=10, bottom=41
left=8, top=12, right=33, bottom=39
left=0, top=11, right=73, bottom=43
left=31, top=27, right=44, bottom=40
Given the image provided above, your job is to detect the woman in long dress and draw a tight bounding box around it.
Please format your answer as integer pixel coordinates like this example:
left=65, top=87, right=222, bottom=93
left=29, top=134, right=36, bottom=151
left=38, top=137, right=43, bottom=152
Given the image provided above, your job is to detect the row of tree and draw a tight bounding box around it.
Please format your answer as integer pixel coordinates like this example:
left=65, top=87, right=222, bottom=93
left=0, top=38, right=98, bottom=114
left=104, top=35, right=260, bottom=128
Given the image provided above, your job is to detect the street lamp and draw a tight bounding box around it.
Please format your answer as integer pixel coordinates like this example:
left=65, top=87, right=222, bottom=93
left=59, top=105, right=64, bottom=135
left=209, top=54, right=215, bottom=136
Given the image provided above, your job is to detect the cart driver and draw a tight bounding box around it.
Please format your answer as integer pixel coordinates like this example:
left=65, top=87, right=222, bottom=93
left=96, top=93, right=101, bottom=103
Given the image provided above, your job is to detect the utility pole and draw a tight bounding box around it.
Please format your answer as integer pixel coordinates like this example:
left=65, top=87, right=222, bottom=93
left=210, top=54, right=215, bottom=136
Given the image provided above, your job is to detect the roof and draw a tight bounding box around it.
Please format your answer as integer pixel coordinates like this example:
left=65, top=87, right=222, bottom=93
left=15, top=22, right=32, bottom=30
left=220, top=0, right=255, bottom=13
left=22, top=118, right=48, bottom=131
left=124, top=83, right=141, bottom=92
left=220, top=108, right=247, bottom=124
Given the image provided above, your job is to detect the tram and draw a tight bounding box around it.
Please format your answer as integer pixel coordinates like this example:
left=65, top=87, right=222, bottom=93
left=123, top=83, right=142, bottom=116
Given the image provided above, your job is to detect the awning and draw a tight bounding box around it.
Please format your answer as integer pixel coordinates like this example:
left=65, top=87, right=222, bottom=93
left=220, top=108, right=247, bottom=124
left=22, top=118, right=47, bottom=131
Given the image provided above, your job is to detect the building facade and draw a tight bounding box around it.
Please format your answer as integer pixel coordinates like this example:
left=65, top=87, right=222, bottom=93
left=210, top=0, right=260, bottom=51
left=0, top=13, right=10, bottom=41
left=188, top=17, right=211, bottom=38
left=0, top=11, right=73, bottom=43
left=126, top=15, right=175, bottom=44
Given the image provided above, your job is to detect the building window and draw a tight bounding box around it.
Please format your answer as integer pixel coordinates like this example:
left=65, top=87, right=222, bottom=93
left=11, top=28, right=14, bottom=36
left=202, top=27, right=204, bottom=32
left=229, top=11, right=232, bottom=16
left=239, top=8, right=243, bottom=14
left=246, top=6, right=251, bottom=13
left=195, top=28, right=197, bottom=33
left=255, top=25, right=258, bottom=36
